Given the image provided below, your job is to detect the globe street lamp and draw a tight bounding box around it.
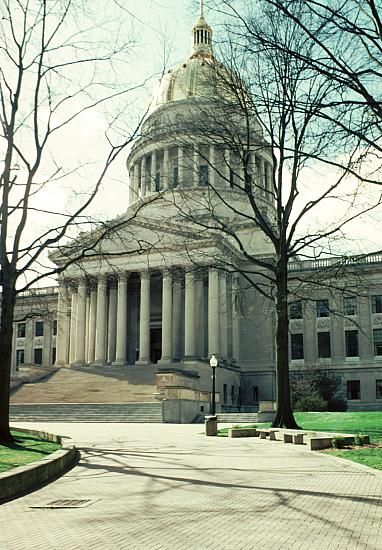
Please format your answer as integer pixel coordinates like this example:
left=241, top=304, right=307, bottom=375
left=210, top=354, right=218, bottom=415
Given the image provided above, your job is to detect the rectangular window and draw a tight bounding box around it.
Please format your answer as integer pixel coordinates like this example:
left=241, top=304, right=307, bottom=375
left=53, top=319, right=58, bottom=336
left=35, top=321, right=44, bottom=337
left=155, top=172, right=161, bottom=192
left=16, top=349, right=25, bottom=367
left=371, top=295, right=382, bottom=314
left=318, top=332, right=331, bottom=358
left=229, top=168, right=234, bottom=188
left=373, top=329, right=382, bottom=356
left=291, top=333, right=304, bottom=360
left=34, top=348, right=43, bottom=365
left=199, top=165, right=209, bottom=186
left=343, top=296, right=357, bottom=316
left=223, top=384, right=227, bottom=404
left=376, top=380, right=382, bottom=399
left=347, top=380, right=360, bottom=400
left=17, top=322, right=26, bottom=338
left=52, top=347, right=57, bottom=364
left=253, top=386, right=259, bottom=401
left=289, top=301, right=302, bottom=319
left=316, top=299, right=330, bottom=317
left=231, top=385, right=235, bottom=404
left=345, top=330, right=359, bottom=357
left=172, top=166, right=179, bottom=188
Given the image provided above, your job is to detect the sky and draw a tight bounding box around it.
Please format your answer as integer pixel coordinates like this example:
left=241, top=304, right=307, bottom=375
left=3, top=0, right=382, bottom=289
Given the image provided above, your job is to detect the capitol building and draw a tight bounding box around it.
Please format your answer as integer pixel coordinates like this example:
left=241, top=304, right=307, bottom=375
left=9, top=8, right=382, bottom=420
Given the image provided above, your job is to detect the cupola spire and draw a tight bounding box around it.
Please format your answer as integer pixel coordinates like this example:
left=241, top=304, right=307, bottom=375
left=190, top=1, right=213, bottom=59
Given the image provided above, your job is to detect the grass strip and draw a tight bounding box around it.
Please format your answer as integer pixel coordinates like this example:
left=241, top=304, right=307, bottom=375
left=328, top=447, right=382, bottom=471
left=0, top=431, right=60, bottom=474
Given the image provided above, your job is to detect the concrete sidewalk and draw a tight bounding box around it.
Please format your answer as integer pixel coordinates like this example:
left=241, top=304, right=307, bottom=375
left=2, top=423, right=382, bottom=550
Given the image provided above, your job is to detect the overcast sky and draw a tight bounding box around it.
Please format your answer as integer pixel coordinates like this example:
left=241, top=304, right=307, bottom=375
left=6, top=0, right=382, bottom=289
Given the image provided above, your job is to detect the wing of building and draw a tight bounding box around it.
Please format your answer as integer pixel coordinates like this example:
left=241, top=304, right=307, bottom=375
left=9, top=9, right=382, bottom=419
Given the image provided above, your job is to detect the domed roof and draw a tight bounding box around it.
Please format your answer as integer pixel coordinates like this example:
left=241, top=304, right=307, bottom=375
left=149, top=4, right=234, bottom=113
left=151, top=57, right=225, bottom=111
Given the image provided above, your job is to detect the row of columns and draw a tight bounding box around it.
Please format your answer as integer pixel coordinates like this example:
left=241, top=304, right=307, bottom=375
left=129, top=146, right=273, bottom=201
left=56, top=268, right=240, bottom=367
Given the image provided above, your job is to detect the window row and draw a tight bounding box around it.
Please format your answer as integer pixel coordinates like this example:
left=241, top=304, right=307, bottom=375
left=289, top=295, right=382, bottom=319
left=16, top=320, right=57, bottom=339
left=348, top=379, right=382, bottom=400
left=291, top=328, right=382, bottom=360
left=15, top=347, right=56, bottom=367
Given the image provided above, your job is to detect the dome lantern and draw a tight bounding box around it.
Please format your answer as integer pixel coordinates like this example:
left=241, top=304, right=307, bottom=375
left=190, top=0, right=213, bottom=59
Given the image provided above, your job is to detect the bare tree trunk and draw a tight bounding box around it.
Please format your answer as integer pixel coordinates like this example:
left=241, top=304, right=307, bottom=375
left=272, top=263, right=300, bottom=429
left=0, top=271, right=16, bottom=443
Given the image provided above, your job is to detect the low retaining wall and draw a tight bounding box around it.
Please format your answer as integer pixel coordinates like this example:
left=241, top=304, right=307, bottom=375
left=0, top=428, right=77, bottom=501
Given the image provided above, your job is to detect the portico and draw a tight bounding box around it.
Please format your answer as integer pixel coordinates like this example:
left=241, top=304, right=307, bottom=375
left=56, top=267, right=240, bottom=368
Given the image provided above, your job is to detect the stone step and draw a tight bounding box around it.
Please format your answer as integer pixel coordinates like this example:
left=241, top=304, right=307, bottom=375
left=10, top=402, right=163, bottom=423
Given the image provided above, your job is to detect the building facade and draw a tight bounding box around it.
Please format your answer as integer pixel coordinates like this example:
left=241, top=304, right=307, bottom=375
left=9, top=9, right=382, bottom=416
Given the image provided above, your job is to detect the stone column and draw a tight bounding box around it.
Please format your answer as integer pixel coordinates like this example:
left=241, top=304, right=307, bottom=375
left=136, top=162, right=141, bottom=198
left=219, top=272, right=228, bottom=359
left=137, top=270, right=151, bottom=364
left=193, top=147, right=199, bottom=186
left=184, top=271, right=196, bottom=359
left=159, top=269, right=173, bottom=363
left=74, top=279, right=87, bottom=365
left=150, top=151, right=156, bottom=193
left=132, top=163, right=139, bottom=201
left=231, top=275, right=240, bottom=361
left=114, top=273, right=128, bottom=365
left=141, top=156, right=146, bottom=196
left=259, top=157, right=265, bottom=196
left=84, top=294, right=90, bottom=362
left=208, top=268, right=220, bottom=357
left=178, top=146, right=184, bottom=186
left=69, top=288, right=78, bottom=364
left=172, top=276, right=183, bottom=361
left=163, top=148, right=169, bottom=190
left=107, top=283, right=118, bottom=363
left=94, top=274, right=107, bottom=365
left=266, top=161, right=273, bottom=200
left=87, top=287, right=97, bottom=364
left=195, top=270, right=205, bottom=358
left=55, top=283, right=69, bottom=365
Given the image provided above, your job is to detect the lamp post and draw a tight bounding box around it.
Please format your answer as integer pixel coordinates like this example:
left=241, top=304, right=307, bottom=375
left=210, top=354, right=218, bottom=415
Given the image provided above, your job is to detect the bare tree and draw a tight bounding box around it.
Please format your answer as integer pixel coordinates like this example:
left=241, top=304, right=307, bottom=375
left=161, top=2, right=381, bottom=427
left=218, top=0, right=382, bottom=181
left=0, top=0, right=151, bottom=443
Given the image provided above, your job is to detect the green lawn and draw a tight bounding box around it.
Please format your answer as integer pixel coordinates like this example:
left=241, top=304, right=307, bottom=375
left=217, top=411, right=382, bottom=471
left=0, top=431, right=60, bottom=473
left=294, top=412, right=382, bottom=471
left=329, top=447, right=382, bottom=470
left=294, top=411, right=382, bottom=442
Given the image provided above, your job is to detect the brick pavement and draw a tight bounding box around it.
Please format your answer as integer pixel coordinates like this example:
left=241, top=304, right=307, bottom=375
left=1, top=423, right=382, bottom=550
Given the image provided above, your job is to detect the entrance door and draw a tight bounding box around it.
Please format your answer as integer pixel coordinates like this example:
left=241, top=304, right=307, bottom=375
left=150, top=328, right=162, bottom=364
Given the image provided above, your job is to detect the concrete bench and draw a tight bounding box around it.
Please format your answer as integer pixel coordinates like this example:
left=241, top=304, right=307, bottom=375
left=257, top=428, right=279, bottom=441
left=308, top=434, right=355, bottom=451
left=228, top=427, right=259, bottom=438
left=283, top=431, right=307, bottom=445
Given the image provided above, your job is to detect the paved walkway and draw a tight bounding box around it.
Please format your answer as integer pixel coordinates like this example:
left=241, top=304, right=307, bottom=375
left=2, top=423, right=382, bottom=550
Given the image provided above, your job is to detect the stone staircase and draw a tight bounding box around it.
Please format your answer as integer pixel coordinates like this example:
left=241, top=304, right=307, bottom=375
left=9, top=402, right=163, bottom=423
left=11, top=364, right=158, bottom=404
left=10, top=364, right=163, bottom=422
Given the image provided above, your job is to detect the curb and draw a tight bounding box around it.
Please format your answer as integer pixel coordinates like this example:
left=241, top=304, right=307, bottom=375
left=0, top=427, right=77, bottom=502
